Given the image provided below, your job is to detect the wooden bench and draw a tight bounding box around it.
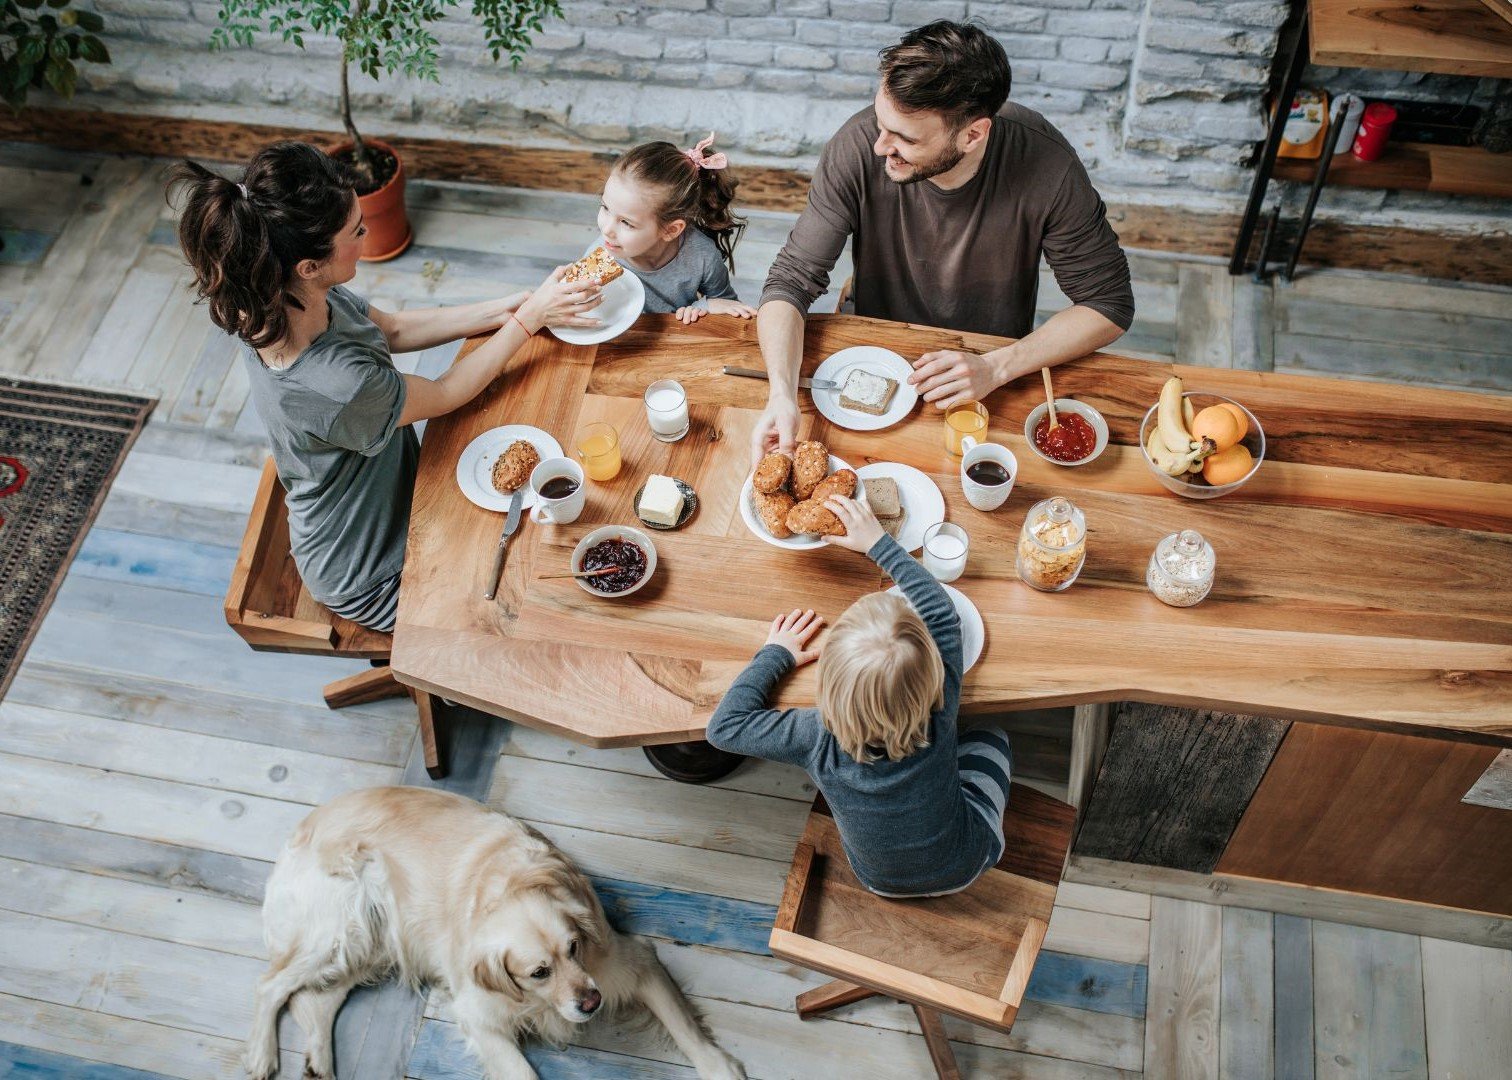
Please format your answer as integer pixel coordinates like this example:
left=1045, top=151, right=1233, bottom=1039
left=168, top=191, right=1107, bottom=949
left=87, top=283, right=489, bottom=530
left=770, top=785, right=1075, bottom=1078
left=225, top=458, right=445, bottom=778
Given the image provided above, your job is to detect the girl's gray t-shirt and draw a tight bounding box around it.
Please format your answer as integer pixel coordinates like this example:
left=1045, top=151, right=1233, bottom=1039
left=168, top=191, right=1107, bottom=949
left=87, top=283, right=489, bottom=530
left=241, top=285, right=418, bottom=606
left=622, top=228, right=740, bottom=312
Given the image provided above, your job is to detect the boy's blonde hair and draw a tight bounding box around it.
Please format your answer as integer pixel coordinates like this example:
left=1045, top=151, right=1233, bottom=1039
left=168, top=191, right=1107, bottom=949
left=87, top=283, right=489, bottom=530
left=817, top=592, right=944, bottom=764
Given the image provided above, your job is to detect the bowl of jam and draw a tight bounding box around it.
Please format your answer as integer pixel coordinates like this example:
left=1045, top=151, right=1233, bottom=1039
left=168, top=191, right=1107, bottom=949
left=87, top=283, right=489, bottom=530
left=571, top=526, right=658, bottom=597
left=1023, top=399, right=1108, bottom=467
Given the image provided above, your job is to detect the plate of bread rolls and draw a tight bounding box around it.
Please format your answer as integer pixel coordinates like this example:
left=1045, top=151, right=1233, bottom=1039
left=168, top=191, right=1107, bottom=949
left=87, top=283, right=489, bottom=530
left=741, top=440, right=865, bottom=550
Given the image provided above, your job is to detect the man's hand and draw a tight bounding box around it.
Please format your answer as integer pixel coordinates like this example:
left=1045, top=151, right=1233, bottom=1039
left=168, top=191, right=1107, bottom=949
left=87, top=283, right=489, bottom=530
left=750, top=396, right=800, bottom=467
left=765, top=608, right=825, bottom=666
left=908, top=350, right=1003, bottom=410
left=820, top=496, right=885, bottom=554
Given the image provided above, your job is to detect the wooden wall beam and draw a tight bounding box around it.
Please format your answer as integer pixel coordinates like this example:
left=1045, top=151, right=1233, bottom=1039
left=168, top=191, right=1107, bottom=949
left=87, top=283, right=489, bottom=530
left=4, top=107, right=1509, bottom=285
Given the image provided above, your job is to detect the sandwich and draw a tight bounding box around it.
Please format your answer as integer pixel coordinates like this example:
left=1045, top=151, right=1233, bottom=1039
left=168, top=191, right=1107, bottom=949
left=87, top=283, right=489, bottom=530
left=838, top=368, right=899, bottom=416
left=864, top=475, right=906, bottom=540
left=563, top=246, right=624, bottom=285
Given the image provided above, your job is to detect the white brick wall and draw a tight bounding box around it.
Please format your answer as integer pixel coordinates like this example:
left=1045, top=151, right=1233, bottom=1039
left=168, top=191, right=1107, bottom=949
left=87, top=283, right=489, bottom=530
left=65, top=0, right=1509, bottom=229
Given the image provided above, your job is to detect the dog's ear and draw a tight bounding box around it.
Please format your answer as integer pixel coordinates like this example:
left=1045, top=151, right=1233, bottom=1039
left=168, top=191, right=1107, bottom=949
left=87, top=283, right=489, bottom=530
left=471, top=950, right=524, bottom=1000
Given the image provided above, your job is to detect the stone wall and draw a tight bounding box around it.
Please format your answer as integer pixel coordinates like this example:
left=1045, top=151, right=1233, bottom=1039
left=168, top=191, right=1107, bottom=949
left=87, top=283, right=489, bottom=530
left=63, top=0, right=1511, bottom=232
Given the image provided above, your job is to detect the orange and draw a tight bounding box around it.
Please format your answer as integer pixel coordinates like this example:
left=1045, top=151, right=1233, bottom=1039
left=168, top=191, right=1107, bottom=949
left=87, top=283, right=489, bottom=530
left=1202, top=443, right=1253, bottom=486
left=1191, top=405, right=1243, bottom=452
left=1217, top=401, right=1249, bottom=439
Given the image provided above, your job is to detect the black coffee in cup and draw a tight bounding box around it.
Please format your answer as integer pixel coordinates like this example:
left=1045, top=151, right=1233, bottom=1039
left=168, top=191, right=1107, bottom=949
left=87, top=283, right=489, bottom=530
left=539, top=476, right=581, bottom=500
left=966, top=460, right=1011, bottom=487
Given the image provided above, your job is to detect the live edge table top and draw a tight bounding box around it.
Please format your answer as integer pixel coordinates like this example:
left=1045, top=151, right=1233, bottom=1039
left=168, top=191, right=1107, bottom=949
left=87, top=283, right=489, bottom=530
left=390, top=314, right=1512, bottom=749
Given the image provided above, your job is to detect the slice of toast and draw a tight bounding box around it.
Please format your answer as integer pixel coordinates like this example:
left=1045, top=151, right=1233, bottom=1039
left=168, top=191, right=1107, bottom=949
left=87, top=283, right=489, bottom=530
left=882, top=509, right=907, bottom=539
left=864, top=476, right=902, bottom=519
left=564, top=246, right=624, bottom=285
left=839, top=368, right=898, bottom=416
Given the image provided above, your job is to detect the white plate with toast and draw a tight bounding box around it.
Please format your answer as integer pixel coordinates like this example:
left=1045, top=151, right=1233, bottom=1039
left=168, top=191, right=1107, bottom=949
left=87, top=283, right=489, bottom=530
left=548, top=243, right=646, bottom=347
left=855, top=462, right=944, bottom=555
left=457, top=425, right=564, bottom=512
left=740, top=454, right=862, bottom=551
left=811, top=346, right=919, bottom=431
left=887, top=582, right=984, bottom=673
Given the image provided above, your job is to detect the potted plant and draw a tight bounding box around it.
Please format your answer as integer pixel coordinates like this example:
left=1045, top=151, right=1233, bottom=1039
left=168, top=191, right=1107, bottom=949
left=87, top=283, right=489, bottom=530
left=2, top=0, right=111, bottom=110
left=212, top=0, right=561, bottom=261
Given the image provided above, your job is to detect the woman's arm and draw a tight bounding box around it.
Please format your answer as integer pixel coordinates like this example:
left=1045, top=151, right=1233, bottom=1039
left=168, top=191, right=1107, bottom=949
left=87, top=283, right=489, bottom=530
left=368, top=292, right=529, bottom=355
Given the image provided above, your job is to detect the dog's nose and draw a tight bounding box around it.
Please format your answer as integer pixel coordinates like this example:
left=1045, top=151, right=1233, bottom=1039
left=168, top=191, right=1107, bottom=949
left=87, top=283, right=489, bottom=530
left=578, top=988, right=602, bottom=1015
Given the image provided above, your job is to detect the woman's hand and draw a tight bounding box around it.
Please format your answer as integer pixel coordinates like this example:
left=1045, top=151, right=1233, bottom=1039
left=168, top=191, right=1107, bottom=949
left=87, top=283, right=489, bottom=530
left=820, top=496, right=885, bottom=554
left=516, top=267, right=604, bottom=331
left=707, top=298, right=758, bottom=319
left=675, top=305, right=708, bottom=325
left=765, top=608, right=825, bottom=666
left=499, top=289, right=532, bottom=315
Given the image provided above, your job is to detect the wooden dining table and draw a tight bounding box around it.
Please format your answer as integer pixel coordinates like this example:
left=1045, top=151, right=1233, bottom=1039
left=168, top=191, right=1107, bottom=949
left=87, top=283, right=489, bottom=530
left=390, top=313, right=1512, bottom=750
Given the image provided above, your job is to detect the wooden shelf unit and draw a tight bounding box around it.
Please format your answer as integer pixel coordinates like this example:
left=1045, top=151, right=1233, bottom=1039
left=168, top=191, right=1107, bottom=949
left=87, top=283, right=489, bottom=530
left=1273, top=142, right=1512, bottom=198
left=1309, top=0, right=1512, bottom=78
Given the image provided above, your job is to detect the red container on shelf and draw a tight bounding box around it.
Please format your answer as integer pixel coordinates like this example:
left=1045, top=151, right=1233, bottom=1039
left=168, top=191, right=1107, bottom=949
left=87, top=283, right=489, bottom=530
left=1351, top=103, right=1398, bottom=161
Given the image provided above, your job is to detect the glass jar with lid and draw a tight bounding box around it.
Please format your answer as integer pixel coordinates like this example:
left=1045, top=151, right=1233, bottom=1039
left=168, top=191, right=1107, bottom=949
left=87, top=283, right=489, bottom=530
left=1016, top=495, right=1086, bottom=592
left=1147, top=529, right=1215, bottom=607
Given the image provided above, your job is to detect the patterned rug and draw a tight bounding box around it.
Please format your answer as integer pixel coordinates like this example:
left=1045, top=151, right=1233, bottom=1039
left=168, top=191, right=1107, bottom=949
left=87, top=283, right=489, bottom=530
left=0, top=378, right=155, bottom=700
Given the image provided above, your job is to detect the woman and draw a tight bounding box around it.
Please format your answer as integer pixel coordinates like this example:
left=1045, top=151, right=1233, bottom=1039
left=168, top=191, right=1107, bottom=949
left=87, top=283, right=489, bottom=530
left=169, top=141, right=601, bottom=631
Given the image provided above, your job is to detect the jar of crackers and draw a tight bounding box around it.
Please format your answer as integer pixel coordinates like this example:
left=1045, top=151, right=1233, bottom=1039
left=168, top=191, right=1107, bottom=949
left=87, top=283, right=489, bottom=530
left=1016, top=496, right=1086, bottom=592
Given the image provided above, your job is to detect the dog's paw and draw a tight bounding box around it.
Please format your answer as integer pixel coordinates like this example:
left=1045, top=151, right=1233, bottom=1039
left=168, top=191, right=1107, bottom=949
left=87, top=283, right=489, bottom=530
left=301, top=1064, right=331, bottom=1080
left=242, top=1043, right=278, bottom=1080
left=695, top=1049, right=747, bottom=1080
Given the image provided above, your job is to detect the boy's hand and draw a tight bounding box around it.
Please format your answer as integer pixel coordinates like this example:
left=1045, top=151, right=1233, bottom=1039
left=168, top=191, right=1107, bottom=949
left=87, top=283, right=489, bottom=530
left=820, top=496, right=885, bottom=554
left=766, top=608, right=825, bottom=666
left=675, top=305, right=709, bottom=325
left=707, top=298, right=758, bottom=319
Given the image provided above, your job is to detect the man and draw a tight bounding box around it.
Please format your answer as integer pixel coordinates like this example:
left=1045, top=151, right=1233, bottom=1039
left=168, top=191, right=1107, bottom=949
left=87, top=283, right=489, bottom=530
left=752, top=20, right=1135, bottom=462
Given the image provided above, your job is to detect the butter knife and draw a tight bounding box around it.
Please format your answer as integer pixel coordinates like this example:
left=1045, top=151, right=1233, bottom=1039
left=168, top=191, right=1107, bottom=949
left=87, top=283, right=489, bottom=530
left=484, top=487, right=525, bottom=601
left=723, top=365, right=839, bottom=392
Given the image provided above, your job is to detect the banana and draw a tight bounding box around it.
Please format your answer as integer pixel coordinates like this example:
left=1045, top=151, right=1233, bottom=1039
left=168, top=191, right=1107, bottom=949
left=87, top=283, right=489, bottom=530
left=1157, top=376, right=1193, bottom=454
left=1147, top=425, right=1217, bottom=477
left=1182, top=397, right=1196, bottom=430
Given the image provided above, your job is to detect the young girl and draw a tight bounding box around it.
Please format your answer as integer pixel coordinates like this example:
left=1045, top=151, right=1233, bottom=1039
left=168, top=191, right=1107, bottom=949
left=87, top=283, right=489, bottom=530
left=597, top=134, right=758, bottom=325
left=706, top=497, right=1013, bottom=898
left=169, top=141, right=601, bottom=632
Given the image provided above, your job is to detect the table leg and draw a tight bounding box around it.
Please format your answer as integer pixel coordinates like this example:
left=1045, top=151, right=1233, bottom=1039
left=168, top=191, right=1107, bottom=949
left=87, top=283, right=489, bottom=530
left=1068, top=702, right=1112, bottom=826
left=643, top=741, right=746, bottom=784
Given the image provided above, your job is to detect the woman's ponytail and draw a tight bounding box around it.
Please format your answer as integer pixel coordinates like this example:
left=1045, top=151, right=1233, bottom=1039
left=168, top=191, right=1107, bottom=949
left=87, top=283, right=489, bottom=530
left=166, top=142, right=355, bottom=351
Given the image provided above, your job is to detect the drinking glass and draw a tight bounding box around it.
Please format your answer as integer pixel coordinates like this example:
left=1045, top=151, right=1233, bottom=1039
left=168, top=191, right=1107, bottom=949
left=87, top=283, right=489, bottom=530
left=576, top=421, right=622, bottom=482
left=921, top=522, right=969, bottom=583
left=645, top=379, right=689, bottom=442
left=945, top=400, right=988, bottom=457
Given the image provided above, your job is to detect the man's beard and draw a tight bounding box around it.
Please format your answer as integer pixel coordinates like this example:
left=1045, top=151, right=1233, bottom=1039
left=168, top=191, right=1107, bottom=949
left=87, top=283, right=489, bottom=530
left=886, top=143, right=966, bottom=185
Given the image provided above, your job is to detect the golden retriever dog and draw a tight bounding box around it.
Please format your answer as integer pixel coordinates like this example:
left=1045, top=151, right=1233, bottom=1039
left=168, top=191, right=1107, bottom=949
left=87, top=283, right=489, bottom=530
left=244, top=787, right=746, bottom=1080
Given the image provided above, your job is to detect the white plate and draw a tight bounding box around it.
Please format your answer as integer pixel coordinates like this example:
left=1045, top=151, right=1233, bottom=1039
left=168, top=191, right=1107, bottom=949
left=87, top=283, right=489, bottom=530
left=740, top=454, right=862, bottom=551
left=548, top=245, right=646, bottom=346
left=811, top=346, right=919, bottom=431
left=855, top=462, right=945, bottom=555
left=887, top=582, right=984, bottom=673
left=456, top=425, right=565, bottom=512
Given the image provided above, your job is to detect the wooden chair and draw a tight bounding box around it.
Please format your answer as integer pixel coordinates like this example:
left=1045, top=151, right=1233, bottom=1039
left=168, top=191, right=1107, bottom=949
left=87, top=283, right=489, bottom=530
left=770, top=785, right=1075, bottom=1079
left=225, top=458, right=445, bottom=778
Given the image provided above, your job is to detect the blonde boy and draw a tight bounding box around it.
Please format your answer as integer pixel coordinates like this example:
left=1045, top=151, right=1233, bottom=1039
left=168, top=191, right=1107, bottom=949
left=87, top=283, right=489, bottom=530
left=706, top=496, right=1012, bottom=897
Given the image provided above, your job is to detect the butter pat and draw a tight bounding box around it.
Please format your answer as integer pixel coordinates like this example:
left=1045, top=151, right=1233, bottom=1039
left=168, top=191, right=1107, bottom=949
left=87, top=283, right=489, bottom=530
left=639, top=474, right=684, bottom=526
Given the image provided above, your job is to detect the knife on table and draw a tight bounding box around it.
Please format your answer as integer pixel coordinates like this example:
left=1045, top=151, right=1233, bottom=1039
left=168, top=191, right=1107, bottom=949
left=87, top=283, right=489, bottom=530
left=483, top=487, right=525, bottom=601
left=723, top=365, right=839, bottom=392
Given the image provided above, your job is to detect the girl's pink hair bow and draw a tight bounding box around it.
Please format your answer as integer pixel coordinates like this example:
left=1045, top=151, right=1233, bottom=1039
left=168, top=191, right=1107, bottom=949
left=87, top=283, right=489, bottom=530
left=684, top=132, right=729, bottom=171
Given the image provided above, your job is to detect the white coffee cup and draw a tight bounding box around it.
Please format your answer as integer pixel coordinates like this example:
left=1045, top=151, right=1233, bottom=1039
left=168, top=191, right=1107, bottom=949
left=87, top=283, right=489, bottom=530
left=959, top=438, right=1017, bottom=511
left=528, top=457, right=586, bottom=525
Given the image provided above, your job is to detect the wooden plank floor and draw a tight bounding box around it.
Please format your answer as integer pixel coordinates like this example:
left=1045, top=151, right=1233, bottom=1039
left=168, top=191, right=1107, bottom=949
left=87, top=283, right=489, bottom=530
left=1, top=140, right=1509, bottom=1079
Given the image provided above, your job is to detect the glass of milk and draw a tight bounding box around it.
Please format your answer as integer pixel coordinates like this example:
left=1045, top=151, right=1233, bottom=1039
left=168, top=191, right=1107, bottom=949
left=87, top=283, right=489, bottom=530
left=644, top=380, right=689, bottom=442
left=921, top=522, right=969, bottom=583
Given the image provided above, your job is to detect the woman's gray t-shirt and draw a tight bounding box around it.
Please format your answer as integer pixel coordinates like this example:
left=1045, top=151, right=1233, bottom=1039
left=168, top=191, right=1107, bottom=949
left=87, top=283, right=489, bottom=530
left=241, top=285, right=418, bottom=606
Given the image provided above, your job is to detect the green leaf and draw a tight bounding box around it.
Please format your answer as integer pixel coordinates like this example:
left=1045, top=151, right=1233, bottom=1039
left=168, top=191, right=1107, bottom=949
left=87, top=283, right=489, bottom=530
left=49, top=35, right=67, bottom=60
left=19, top=36, right=44, bottom=62
left=43, top=55, right=75, bottom=97
left=74, top=9, right=103, bottom=32
left=36, top=12, right=55, bottom=31
left=79, top=34, right=108, bottom=63
left=45, top=0, right=68, bottom=8
left=14, top=0, right=42, bottom=10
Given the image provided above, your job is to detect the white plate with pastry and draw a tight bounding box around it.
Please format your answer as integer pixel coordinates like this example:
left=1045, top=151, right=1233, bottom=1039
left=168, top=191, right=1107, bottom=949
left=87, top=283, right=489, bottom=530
left=740, top=452, right=862, bottom=551
left=887, top=582, right=984, bottom=673
left=456, top=425, right=564, bottom=512
left=811, top=346, right=919, bottom=431
left=548, top=242, right=646, bottom=347
left=855, top=462, right=944, bottom=554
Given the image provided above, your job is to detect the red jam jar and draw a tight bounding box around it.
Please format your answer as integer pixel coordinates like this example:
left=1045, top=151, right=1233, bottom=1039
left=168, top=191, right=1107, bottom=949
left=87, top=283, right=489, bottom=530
left=1351, top=102, right=1398, bottom=162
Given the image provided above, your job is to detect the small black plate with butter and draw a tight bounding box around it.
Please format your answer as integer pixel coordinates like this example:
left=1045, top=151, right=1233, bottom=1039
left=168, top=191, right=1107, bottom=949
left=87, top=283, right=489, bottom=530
left=634, top=477, right=698, bottom=531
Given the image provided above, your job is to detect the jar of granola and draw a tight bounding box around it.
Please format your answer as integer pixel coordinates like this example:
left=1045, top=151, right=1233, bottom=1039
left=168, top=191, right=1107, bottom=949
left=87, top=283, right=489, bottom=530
left=1016, top=496, right=1086, bottom=592
left=1147, top=529, right=1215, bottom=607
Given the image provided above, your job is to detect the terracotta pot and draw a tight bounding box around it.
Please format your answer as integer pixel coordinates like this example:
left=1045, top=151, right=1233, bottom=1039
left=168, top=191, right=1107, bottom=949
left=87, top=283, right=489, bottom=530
left=333, top=138, right=412, bottom=262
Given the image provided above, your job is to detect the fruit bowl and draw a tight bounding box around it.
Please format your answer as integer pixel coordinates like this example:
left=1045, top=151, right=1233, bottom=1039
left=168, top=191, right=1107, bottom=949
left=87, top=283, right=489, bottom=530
left=1138, top=392, right=1264, bottom=500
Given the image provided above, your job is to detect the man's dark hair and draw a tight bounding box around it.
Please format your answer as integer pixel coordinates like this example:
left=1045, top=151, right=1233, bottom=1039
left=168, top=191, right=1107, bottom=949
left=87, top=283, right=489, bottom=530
left=878, top=21, right=1012, bottom=130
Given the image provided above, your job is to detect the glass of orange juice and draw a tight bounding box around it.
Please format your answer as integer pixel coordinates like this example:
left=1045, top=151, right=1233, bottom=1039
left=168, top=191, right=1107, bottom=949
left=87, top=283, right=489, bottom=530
left=576, top=421, right=621, bottom=482
left=945, top=401, right=988, bottom=456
